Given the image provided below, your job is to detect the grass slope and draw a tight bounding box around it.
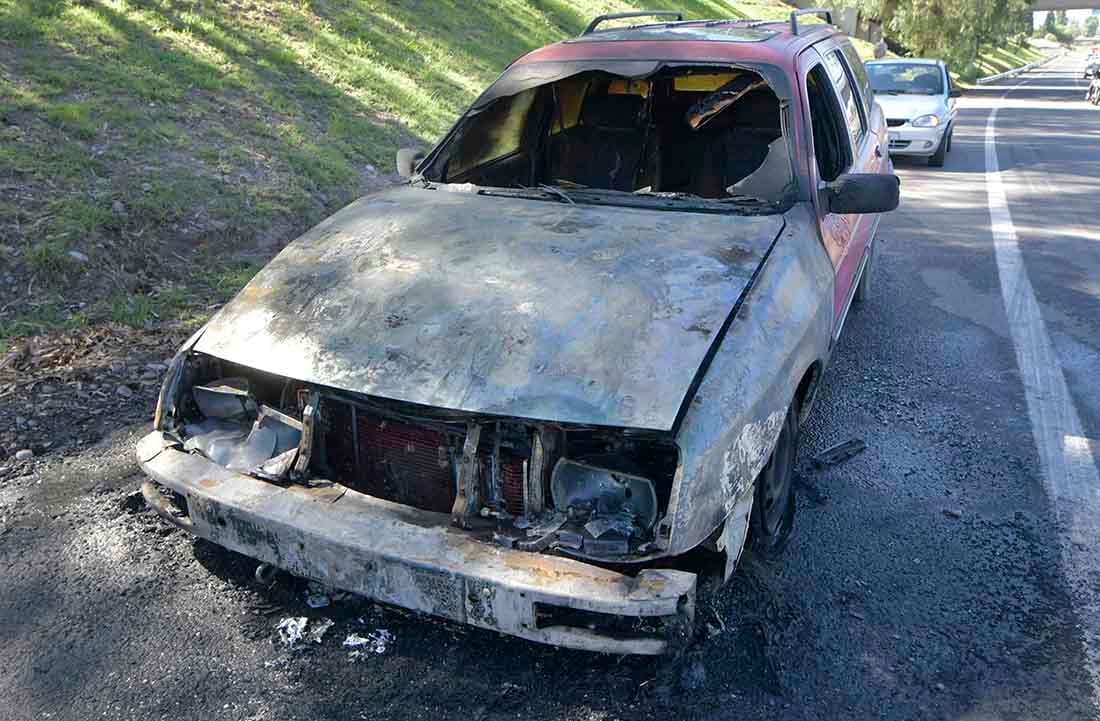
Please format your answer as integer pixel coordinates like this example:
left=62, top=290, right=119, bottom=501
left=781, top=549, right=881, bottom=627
left=1, top=0, right=806, bottom=348
left=969, top=40, right=1045, bottom=81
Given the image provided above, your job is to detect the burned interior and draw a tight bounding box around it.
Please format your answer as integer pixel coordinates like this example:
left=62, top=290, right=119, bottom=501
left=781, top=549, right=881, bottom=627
left=419, top=64, right=792, bottom=207
left=162, top=353, right=682, bottom=562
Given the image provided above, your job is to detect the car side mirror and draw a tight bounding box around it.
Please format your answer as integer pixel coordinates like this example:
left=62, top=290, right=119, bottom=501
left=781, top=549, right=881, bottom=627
left=949, top=88, right=963, bottom=98
left=823, top=173, right=900, bottom=215
left=395, top=147, right=425, bottom=178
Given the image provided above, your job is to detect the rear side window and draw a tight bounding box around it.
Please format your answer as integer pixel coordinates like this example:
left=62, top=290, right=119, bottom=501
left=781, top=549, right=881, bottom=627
left=839, top=43, right=874, bottom=118
left=822, top=50, right=865, bottom=147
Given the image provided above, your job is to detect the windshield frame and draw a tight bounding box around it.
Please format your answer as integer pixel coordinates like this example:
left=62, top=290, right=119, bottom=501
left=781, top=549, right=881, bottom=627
left=417, top=59, right=799, bottom=215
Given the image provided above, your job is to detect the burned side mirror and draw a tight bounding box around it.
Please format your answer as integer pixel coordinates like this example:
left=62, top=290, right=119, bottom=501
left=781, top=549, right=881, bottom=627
left=824, top=173, right=900, bottom=215
left=395, top=147, right=425, bottom=178
left=949, top=87, right=963, bottom=98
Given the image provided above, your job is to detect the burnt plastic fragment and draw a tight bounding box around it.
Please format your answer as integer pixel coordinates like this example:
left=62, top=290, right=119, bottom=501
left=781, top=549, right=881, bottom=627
left=811, top=439, right=866, bottom=469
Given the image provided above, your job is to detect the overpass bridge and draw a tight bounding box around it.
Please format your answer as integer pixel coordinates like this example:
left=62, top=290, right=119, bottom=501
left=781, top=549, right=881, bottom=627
left=1029, top=0, right=1100, bottom=10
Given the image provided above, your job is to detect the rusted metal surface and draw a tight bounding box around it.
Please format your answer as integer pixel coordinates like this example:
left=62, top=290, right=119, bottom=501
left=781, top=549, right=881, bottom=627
left=194, top=184, right=784, bottom=431
left=139, top=436, right=695, bottom=655
left=665, top=205, right=835, bottom=555
left=451, top=423, right=482, bottom=527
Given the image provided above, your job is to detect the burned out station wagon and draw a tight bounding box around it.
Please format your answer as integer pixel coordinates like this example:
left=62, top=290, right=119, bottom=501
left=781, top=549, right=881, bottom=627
left=137, top=9, right=900, bottom=654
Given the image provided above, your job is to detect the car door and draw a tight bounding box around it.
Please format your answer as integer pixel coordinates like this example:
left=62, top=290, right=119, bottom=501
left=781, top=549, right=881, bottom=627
left=799, top=42, right=885, bottom=335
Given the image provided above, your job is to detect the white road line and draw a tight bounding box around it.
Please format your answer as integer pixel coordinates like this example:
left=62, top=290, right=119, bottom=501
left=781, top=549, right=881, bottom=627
left=985, top=69, right=1100, bottom=709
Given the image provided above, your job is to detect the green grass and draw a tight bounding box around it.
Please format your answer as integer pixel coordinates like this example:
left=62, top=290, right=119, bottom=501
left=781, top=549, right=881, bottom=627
left=0, top=0, right=791, bottom=344
left=23, top=240, right=74, bottom=278
left=953, top=40, right=1046, bottom=84
left=974, top=42, right=1044, bottom=76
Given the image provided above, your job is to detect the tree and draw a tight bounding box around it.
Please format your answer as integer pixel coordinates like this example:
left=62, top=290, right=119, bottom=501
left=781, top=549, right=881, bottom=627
left=1086, top=15, right=1099, bottom=37
left=840, top=0, right=1036, bottom=69
left=1043, top=11, right=1058, bottom=36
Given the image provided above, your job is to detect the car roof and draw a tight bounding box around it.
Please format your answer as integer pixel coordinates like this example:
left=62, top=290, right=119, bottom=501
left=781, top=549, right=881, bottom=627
left=866, top=58, right=943, bottom=66
left=512, top=18, right=846, bottom=71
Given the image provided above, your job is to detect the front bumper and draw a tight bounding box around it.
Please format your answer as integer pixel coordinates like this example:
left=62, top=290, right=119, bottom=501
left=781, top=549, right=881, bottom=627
left=887, top=124, right=946, bottom=157
left=137, top=431, right=696, bottom=655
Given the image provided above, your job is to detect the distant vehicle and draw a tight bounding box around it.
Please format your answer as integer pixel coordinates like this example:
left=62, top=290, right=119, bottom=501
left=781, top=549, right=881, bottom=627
left=865, top=58, right=960, bottom=167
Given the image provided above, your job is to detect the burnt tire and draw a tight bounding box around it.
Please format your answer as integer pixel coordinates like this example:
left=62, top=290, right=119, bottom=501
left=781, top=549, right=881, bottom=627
left=749, top=404, right=798, bottom=557
left=928, top=133, right=948, bottom=167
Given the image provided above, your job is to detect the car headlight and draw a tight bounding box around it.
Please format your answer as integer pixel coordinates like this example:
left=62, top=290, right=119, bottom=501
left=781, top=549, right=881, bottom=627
left=153, top=323, right=208, bottom=430
left=911, top=114, right=941, bottom=128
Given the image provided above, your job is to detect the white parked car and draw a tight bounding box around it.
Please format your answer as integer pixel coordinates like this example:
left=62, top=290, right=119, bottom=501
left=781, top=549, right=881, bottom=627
left=866, top=58, right=960, bottom=167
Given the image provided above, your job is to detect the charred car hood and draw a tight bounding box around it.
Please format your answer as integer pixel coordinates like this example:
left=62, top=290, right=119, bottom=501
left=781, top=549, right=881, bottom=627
left=195, top=185, right=784, bottom=431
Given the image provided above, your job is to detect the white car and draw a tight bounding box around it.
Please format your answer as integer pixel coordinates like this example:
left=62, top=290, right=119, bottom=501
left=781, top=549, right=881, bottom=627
left=866, top=58, right=960, bottom=167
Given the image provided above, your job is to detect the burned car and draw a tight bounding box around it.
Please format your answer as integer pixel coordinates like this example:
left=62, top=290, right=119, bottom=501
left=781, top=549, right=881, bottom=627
left=138, top=10, right=899, bottom=654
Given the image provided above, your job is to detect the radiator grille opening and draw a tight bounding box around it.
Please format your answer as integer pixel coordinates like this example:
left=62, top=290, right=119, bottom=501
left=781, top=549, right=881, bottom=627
left=323, top=399, right=529, bottom=515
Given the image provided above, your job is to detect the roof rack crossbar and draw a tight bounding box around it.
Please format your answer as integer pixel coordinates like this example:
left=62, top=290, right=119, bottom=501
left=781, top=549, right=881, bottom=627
left=582, top=10, right=684, bottom=35
left=789, top=8, right=833, bottom=35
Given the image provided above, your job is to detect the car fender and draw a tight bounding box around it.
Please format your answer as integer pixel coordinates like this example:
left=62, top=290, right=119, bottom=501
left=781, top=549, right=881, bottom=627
left=663, top=203, right=834, bottom=556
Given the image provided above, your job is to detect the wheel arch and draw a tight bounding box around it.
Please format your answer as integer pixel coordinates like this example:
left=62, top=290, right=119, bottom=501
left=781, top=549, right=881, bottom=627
left=794, top=359, right=824, bottom=426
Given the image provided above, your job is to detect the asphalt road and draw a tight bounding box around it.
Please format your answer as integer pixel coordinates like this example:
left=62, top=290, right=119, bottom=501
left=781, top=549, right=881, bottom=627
left=1, top=51, right=1099, bottom=721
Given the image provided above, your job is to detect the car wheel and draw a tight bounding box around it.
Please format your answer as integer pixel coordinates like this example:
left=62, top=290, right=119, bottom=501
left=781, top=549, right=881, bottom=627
left=749, top=404, right=798, bottom=557
left=928, top=133, right=948, bottom=167
left=946, top=129, right=953, bottom=153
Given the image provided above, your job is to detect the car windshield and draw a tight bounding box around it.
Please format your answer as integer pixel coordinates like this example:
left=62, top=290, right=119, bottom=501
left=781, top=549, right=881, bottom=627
left=867, top=63, right=944, bottom=95
left=419, top=65, right=793, bottom=214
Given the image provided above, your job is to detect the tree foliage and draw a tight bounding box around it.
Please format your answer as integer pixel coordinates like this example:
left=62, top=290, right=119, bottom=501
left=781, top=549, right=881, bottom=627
left=841, top=0, right=1032, bottom=69
left=1087, top=15, right=1099, bottom=38
left=1042, top=10, right=1057, bottom=35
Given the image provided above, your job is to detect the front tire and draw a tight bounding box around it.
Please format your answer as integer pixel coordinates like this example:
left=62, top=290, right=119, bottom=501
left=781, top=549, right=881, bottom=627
left=749, top=404, right=798, bottom=557
left=928, top=132, right=948, bottom=167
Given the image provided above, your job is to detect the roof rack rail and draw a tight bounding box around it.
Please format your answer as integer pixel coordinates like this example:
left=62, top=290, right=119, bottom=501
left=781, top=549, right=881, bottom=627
left=582, top=10, right=684, bottom=35
left=789, top=8, right=833, bottom=35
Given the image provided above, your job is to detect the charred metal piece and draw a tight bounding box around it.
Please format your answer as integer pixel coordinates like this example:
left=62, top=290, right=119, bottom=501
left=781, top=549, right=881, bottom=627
left=527, top=426, right=560, bottom=515
left=451, top=423, right=482, bottom=528
left=550, top=458, right=658, bottom=534
left=292, top=393, right=318, bottom=480
left=811, top=439, right=867, bottom=469
left=193, top=378, right=255, bottom=420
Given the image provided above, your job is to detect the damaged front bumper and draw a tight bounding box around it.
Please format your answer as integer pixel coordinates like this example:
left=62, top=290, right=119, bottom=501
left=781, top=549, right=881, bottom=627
left=137, top=431, right=696, bottom=655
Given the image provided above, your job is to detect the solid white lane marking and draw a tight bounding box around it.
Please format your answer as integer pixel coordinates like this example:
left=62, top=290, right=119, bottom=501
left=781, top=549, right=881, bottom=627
left=986, top=69, right=1100, bottom=708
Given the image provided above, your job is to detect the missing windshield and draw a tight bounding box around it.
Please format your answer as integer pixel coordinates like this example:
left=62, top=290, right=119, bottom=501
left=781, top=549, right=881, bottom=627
left=420, top=66, right=793, bottom=211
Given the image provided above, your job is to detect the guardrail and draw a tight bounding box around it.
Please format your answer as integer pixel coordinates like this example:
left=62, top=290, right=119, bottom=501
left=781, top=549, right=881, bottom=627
left=975, top=50, right=1065, bottom=85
